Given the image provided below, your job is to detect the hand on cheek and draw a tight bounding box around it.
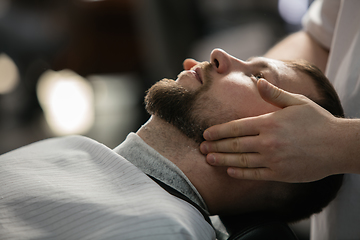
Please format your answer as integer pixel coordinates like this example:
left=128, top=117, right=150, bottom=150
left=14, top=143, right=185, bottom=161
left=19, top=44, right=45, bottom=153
left=200, top=79, right=342, bottom=183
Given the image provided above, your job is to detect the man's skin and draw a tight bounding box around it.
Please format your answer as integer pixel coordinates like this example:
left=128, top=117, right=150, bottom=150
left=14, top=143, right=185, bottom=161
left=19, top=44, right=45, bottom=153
left=199, top=31, right=360, bottom=183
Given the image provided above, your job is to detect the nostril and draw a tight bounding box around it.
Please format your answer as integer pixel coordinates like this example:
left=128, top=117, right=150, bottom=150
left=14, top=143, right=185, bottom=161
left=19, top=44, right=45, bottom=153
left=214, top=59, right=219, bottom=68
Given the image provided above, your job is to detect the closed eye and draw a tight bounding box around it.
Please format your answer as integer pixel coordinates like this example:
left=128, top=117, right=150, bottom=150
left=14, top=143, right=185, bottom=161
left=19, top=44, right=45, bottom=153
left=251, top=72, right=264, bottom=81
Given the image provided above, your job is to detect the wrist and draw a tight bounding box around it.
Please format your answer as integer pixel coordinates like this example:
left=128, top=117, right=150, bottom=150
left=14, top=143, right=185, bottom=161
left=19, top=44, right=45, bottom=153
left=333, top=118, right=360, bottom=175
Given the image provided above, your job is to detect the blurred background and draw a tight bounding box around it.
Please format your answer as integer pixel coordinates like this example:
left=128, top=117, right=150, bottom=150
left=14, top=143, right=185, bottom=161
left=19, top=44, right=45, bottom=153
left=0, top=0, right=312, bottom=238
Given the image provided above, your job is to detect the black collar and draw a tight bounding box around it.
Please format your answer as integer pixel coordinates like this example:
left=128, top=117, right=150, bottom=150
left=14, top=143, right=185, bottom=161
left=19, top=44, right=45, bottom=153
left=147, top=175, right=212, bottom=226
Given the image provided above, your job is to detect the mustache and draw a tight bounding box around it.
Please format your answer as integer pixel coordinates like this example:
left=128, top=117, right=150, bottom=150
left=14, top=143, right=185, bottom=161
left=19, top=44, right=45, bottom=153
left=182, top=61, right=213, bottom=92
left=190, top=61, right=212, bottom=71
left=196, top=61, right=213, bottom=92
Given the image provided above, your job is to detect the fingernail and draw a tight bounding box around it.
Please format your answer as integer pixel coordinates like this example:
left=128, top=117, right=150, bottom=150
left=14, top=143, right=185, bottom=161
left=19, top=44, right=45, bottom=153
left=259, top=78, right=269, bottom=90
left=228, top=168, right=235, bottom=176
left=207, top=154, right=216, bottom=164
left=200, top=143, right=209, bottom=154
left=203, top=130, right=211, bottom=140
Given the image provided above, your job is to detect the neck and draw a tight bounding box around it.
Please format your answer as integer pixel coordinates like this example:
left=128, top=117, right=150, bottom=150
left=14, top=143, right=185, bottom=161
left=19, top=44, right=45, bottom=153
left=137, top=116, right=201, bottom=165
left=136, top=116, right=232, bottom=214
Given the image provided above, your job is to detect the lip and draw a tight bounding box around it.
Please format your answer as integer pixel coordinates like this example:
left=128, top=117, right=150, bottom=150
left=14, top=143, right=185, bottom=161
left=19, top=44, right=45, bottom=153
left=192, top=67, right=203, bottom=84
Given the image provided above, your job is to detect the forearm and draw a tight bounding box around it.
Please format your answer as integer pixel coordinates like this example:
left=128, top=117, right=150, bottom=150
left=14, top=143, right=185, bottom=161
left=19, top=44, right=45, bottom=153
left=264, top=31, right=329, bottom=73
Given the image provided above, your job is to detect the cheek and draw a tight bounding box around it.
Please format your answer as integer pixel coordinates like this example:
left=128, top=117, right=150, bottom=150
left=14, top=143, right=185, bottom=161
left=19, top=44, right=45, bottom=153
left=214, top=82, right=279, bottom=119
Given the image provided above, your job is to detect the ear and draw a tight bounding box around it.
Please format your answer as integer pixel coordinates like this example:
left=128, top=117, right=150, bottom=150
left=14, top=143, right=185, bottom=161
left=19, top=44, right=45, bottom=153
left=183, top=58, right=200, bottom=70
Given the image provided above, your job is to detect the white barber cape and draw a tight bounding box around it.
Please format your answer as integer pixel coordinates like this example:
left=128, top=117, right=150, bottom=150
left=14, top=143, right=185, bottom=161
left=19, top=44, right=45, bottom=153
left=0, top=135, right=215, bottom=240
left=303, top=0, right=360, bottom=239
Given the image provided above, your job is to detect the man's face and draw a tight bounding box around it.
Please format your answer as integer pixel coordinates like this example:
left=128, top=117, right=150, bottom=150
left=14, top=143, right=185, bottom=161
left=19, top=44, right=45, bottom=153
left=145, top=48, right=319, bottom=144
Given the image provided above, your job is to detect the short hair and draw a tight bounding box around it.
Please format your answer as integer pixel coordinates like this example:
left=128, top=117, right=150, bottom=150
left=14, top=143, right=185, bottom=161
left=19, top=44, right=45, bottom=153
left=284, top=59, right=344, bottom=118
left=264, top=60, right=344, bottom=223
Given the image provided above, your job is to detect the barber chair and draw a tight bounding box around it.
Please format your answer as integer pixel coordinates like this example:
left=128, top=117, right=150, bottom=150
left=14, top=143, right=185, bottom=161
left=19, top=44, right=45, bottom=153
left=221, top=214, right=299, bottom=240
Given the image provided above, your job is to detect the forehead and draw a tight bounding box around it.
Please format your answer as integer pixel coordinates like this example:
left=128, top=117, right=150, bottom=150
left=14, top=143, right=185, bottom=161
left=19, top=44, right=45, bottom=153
left=248, top=57, right=319, bottom=100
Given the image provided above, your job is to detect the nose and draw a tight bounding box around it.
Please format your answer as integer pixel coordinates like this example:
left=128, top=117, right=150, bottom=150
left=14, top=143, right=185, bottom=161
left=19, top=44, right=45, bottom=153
left=210, top=48, right=247, bottom=74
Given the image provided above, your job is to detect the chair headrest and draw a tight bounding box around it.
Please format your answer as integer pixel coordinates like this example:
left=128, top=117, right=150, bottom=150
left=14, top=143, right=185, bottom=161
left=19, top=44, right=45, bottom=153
left=220, top=214, right=298, bottom=240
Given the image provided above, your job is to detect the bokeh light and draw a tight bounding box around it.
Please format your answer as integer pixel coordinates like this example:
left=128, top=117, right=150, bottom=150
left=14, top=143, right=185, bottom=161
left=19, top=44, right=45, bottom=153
left=37, top=69, right=94, bottom=136
left=278, top=0, right=309, bottom=25
left=0, top=53, right=19, bottom=94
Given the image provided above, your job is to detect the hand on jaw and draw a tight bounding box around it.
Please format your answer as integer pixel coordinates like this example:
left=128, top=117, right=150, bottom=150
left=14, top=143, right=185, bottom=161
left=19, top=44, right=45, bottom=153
left=200, top=79, right=354, bottom=183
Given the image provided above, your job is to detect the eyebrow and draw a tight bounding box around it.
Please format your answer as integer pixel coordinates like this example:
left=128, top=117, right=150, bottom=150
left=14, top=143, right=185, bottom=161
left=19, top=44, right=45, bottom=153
left=246, top=56, right=280, bottom=85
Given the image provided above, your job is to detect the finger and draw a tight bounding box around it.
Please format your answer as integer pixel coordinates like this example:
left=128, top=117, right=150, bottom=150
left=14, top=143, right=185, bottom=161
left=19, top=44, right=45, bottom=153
left=227, top=167, right=274, bottom=181
left=203, top=117, right=261, bottom=141
left=206, top=152, right=264, bottom=168
left=257, top=79, right=308, bottom=108
left=183, top=58, right=200, bottom=70
left=200, top=135, right=259, bottom=154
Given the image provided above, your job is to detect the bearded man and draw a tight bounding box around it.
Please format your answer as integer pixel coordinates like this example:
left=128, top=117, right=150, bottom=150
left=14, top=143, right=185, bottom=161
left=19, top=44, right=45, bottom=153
left=0, top=49, right=343, bottom=240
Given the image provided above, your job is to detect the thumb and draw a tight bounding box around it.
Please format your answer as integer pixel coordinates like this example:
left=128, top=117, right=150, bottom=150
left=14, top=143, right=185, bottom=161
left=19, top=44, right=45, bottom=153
left=257, top=79, right=306, bottom=108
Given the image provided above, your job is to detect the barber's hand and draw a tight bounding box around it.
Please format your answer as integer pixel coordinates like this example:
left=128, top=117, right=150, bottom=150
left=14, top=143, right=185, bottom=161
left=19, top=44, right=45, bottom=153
left=200, top=79, right=343, bottom=183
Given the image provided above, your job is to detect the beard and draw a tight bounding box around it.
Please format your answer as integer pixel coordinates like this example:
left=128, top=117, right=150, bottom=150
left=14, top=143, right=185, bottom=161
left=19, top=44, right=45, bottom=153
left=144, top=62, right=213, bottom=143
